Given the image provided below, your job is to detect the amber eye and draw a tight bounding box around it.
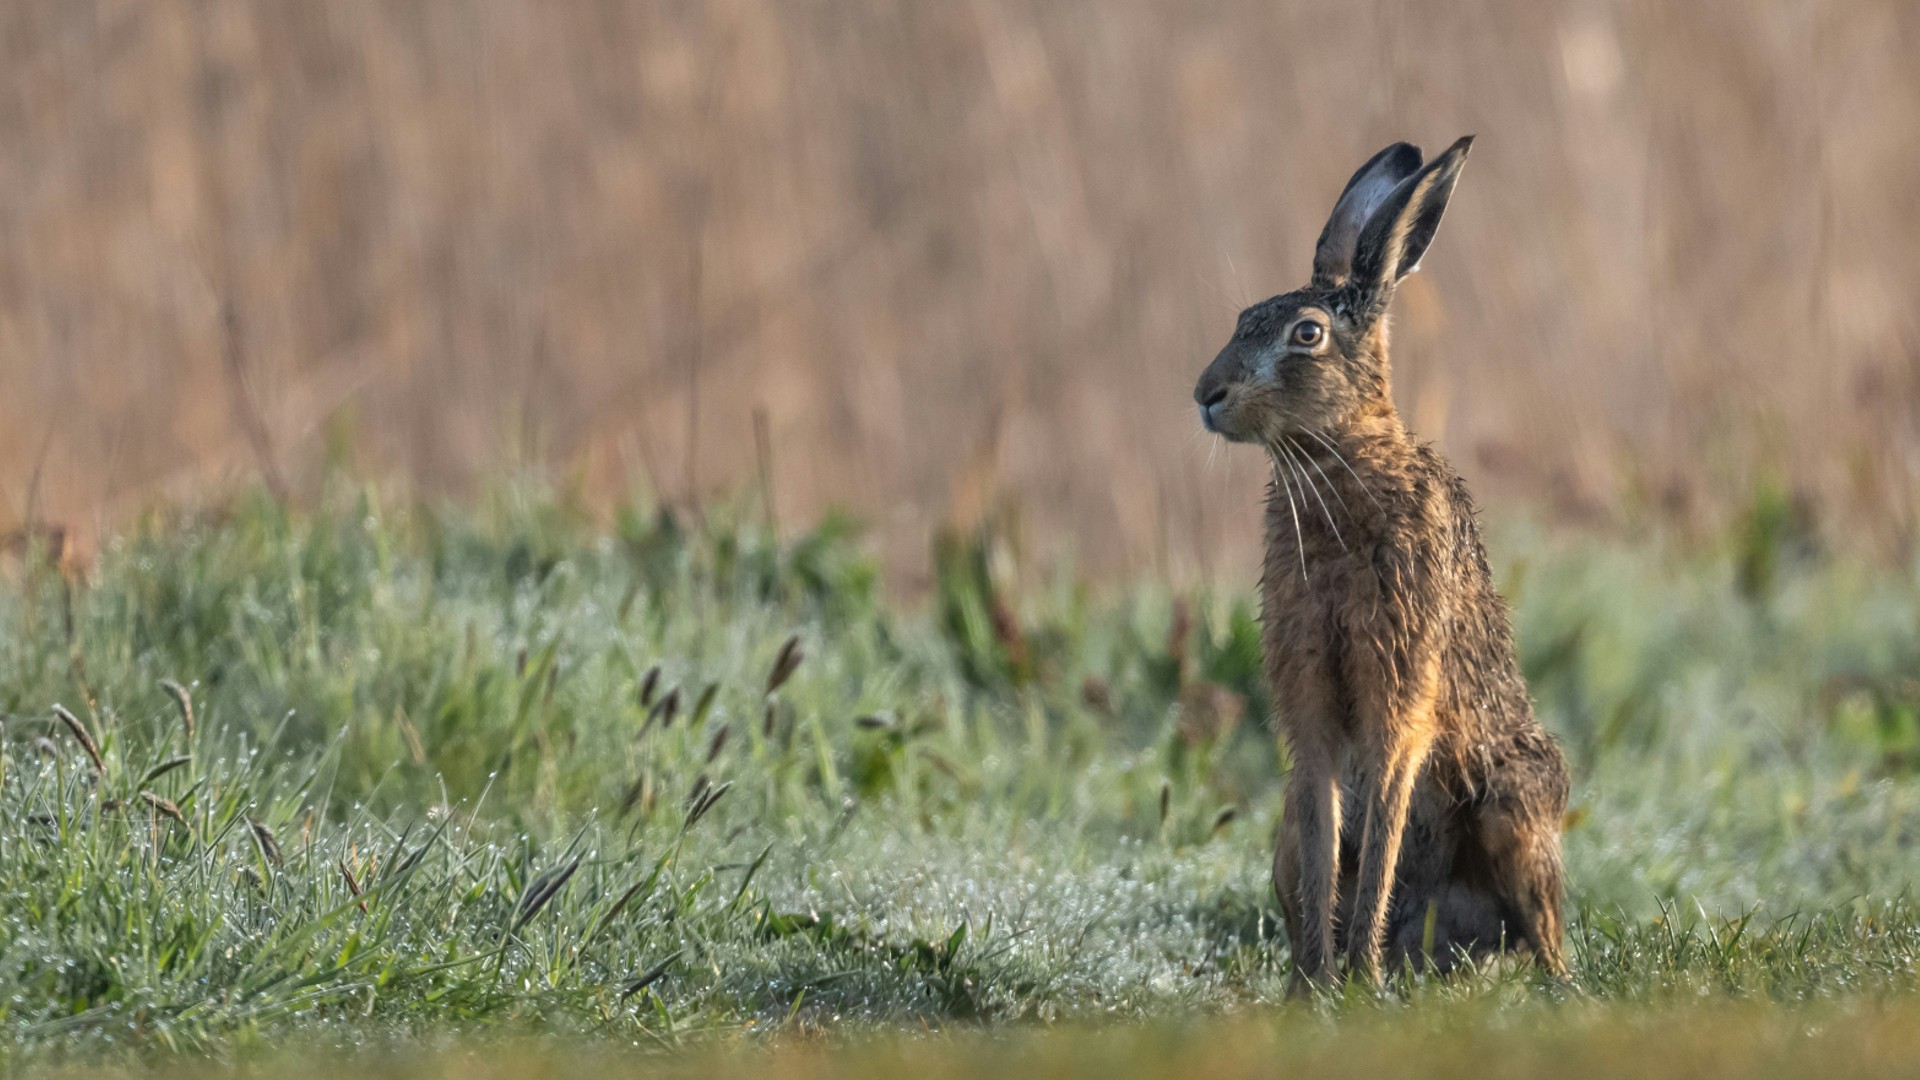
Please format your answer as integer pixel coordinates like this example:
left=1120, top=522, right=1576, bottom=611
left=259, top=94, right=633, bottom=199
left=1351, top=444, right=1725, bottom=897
left=1291, top=320, right=1325, bottom=347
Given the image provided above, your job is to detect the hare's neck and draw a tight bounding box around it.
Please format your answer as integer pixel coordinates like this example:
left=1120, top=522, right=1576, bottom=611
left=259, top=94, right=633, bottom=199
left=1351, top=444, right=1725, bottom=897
left=1270, top=416, right=1416, bottom=535
left=1291, top=410, right=1410, bottom=474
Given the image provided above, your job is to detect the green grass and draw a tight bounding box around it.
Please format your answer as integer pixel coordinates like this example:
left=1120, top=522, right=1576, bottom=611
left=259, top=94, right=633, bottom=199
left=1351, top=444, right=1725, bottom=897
left=5, top=481, right=1920, bottom=1072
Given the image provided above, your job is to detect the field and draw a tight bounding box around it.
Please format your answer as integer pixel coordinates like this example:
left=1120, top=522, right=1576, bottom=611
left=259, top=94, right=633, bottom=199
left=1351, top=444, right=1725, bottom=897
left=6, top=5, right=1920, bottom=1072
left=6, top=481, right=1920, bottom=1074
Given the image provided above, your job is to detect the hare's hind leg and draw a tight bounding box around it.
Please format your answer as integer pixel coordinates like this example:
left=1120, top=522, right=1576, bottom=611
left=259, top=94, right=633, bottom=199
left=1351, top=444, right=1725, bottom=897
left=1480, top=807, right=1567, bottom=974
left=1477, top=740, right=1571, bottom=975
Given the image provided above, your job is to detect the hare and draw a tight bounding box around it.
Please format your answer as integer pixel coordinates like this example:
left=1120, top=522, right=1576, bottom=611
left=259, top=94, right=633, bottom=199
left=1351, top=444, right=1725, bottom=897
left=1192, top=137, right=1569, bottom=991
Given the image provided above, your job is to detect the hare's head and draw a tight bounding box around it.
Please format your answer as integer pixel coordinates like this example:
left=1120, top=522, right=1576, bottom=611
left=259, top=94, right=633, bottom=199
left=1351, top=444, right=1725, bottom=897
left=1194, top=137, right=1473, bottom=446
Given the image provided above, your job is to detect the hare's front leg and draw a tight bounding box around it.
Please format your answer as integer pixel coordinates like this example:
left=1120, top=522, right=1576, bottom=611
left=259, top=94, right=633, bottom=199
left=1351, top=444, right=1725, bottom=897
left=1277, top=736, right=1341, bottom=996
left=1344, top=722, right=1437, bottom=985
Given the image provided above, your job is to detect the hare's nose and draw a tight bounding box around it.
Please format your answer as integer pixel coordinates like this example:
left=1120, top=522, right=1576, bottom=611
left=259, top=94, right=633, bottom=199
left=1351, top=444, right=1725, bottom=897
left=1196, top=383, right=1229, bottom=431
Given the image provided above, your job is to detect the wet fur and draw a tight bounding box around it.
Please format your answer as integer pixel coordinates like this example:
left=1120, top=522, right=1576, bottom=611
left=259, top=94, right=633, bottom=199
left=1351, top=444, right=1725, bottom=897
left=1194, top=137, right=1569, bottom=991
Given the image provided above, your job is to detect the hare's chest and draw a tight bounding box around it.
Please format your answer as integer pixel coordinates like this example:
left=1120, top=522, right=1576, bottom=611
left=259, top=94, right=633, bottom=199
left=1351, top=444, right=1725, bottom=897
left=1259, top=540, right=1376, bottom=640
left=1258, top=545, right=1398, bottom=732
left=1260, top=563, right=1351, bottom=704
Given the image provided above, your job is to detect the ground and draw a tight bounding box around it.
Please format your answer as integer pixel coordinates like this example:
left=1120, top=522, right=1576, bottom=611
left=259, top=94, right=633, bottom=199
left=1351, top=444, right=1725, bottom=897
left=4, top=482, right=1920, bottom=1075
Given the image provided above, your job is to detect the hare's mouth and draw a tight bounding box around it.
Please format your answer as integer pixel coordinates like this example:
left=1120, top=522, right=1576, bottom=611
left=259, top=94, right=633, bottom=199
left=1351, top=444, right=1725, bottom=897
left=1198, top=385, right=1233, bottom=436
left=1198, top=398, right=1259, bottom=444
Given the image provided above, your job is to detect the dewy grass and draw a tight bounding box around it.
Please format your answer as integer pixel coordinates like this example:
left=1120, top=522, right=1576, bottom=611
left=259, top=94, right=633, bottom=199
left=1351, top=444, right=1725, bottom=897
left=3, top=483, right=1920, bottom=1067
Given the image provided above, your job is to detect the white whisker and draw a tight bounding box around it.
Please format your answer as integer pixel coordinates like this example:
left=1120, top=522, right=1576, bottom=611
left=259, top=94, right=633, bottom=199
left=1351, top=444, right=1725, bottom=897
left=1302, top=428, right=1385, bottom=514
left=1289, top=434, right=1353, bottom=519
left=1278, top=438, right=1346, bottom=553
left=1268, top=449, right=1309, bottom=583
left=1224, top=248, right=1250, bottom=308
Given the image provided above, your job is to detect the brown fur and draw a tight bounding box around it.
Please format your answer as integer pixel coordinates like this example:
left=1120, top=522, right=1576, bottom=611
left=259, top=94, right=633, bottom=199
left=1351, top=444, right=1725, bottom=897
left=1193, top=137, right=1569, bottom=991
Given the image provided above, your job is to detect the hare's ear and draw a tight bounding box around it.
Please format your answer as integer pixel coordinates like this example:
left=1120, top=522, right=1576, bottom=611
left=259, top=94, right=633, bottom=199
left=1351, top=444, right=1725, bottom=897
left=1350, top=136, right=1474, bottom=297
left=1310, top=142, right=1423, bottom=287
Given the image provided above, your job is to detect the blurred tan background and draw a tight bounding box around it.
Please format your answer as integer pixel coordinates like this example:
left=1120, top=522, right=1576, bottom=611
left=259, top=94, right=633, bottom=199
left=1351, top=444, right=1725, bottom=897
left=3, top=1, right=1917, bottom=581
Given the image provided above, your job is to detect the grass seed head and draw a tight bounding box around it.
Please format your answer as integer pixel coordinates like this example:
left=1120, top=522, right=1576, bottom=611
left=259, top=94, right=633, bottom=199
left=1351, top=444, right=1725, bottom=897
left=685, top=780, right=731, bottom=829
left=140, top=755, right=192, bottom=786
left=139, top=789, right=186, bottom=826
left=512, top=857, right=582, bottom=933
left=339, top=857, right=369, bottom=913
left=767, top=634, right=804, bottom=695
left=620, top=953, right=678, bottom=1002
left=1210, top=806, right=1237, bottom=837
left=51, top=703, right=105, bottom=774
left=249, top=819, right=284, bottom=866
left=159, top=678, right=195, bottom=741
left=1081, top=676, right=1113, bottom=715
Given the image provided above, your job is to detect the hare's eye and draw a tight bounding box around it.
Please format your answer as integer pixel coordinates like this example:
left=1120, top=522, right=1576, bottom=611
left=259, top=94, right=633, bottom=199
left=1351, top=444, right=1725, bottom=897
left=1291, top=321, right=1324, bottom=347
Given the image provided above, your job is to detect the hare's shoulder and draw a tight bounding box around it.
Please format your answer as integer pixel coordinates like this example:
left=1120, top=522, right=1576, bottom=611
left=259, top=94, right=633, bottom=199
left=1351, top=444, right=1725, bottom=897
left=1354, top=439, right=1472, bottom=575
left=1401, top=439, right=1494, bottom=577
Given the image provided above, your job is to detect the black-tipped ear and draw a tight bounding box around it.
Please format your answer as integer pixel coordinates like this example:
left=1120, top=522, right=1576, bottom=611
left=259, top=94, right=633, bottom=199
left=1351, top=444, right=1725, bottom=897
left=1311, top=142, right=1423, bottom=287
left=1350, top=136, right=1473, bottom=294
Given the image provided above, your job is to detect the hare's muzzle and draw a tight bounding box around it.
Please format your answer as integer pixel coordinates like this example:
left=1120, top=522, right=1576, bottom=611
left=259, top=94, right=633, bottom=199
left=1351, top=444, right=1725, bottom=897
left=1197, top=383, right=1229, bottom=434
left=1194, top=352, right=1252, bottom=441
